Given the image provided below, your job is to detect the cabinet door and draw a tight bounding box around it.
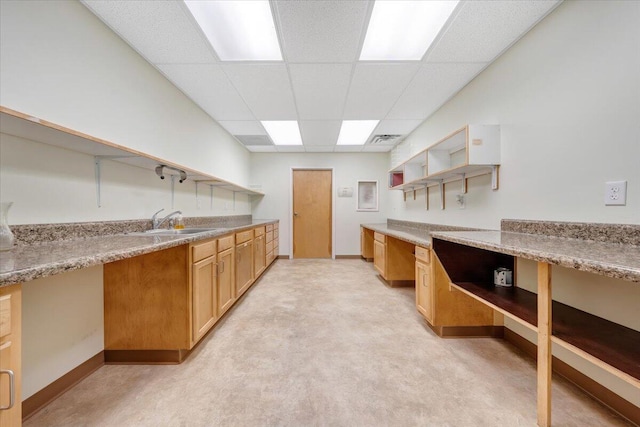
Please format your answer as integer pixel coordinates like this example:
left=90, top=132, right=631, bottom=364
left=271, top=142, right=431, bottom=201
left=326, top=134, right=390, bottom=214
left=373, top=240, right=386, bottom=277
left=217, top=248, right=235, bottom=316
left=0, top=285, right=21, bottom=427
left=254, top=235, right=266, bottom=278
left=192, top=255, right=217, bottom=344
left=236, top=241, right=254, bottom=297
left=415, top=260, right=433, bottom=323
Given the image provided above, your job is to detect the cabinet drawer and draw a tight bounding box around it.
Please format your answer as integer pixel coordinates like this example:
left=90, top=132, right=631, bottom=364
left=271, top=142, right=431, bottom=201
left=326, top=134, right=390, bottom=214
left=0, top=295, right=11, bottom=338
left=192, top=239, right=216, bottom=263
left=266, top=230, right=273, bottom=243
left=254, top=226, right=265, bottom=237
left=266, top=224, right=273, bottom=232
left=415, top=246, right=430, bottom=263
left=218, top=235, right=234, bottom=252
left=374, top=232, right=386, bottom=243
left=266, top=240, right=274, bottom=253
left=236, top=230, right=253, bottom=244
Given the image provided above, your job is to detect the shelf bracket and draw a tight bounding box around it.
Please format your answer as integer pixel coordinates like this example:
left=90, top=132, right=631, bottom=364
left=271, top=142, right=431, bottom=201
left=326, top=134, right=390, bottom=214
left=425, top=186, right=429, bottom=211
left=439, top=180, right=445, bottom=210
left=171, top=175, right=176, bottom=209
left=210, top=185, right=214, bottom=210
left=460, top=174, right=467, bottom=194
left=413, top=189, right=417, bottom=200
left=491, top=165, right=500, bottom=190
left=94, top=155, right=136, bottom=208
left=403, top=192, right=407, bottom=202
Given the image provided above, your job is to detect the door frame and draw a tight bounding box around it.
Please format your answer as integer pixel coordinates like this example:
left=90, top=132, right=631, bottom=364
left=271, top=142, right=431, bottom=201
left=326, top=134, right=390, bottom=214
left=289, top=167, right=335, bottom=260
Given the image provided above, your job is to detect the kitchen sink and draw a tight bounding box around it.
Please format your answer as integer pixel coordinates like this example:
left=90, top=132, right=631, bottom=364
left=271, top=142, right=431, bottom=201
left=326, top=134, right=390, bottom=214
left=133, top=228, right=221, bottom=236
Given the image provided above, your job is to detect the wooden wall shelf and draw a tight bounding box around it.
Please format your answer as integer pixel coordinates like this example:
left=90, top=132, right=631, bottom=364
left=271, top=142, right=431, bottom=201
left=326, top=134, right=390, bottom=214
left=0, top=106, right=264, bottom=200
left=388, top=125, right=500, bottom=209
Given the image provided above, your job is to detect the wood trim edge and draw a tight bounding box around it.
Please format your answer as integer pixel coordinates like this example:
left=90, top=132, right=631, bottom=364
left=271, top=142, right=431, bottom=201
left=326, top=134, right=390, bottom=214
left=427, top=323, right=504, bottom=338
left=504, top=328, right=640, bottom=426
left=335, top=255, right=361, bottom=259
left=104, top=349, right=188, bottom=365
left=22, top=351, right=105, bottom=421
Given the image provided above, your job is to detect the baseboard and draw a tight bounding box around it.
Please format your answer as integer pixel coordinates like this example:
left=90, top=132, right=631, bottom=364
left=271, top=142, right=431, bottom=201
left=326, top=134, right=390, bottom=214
left=23, top=351, right=104, bottom=421
left=428, top=323, right=504, bottom=338
left=376, top=275, right=414, bottom=288
left=504, top=328, right=640, bottom=426
left=336, top=255, right=361, bottom=259
left=104, top=349, right=189, bottom=364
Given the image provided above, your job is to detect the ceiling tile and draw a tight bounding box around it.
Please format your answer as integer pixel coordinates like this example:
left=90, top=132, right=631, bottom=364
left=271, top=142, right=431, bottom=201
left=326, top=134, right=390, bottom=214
left=299, top=121, right=341, bottom=146
left=275, top=145, right=306, bottom=153
left=305, top=146, right=335, bottom=153
left=387, top=63, right=487, bottom=120
left=158, top=64, right=255, bottom=120
left=334, top=145, right=364, bottom=153
left=81, top=1, right=216, bottom=64
left=426, top=1, right=560, bottom=63
left=274, top=0, right=371, bottom=63
left=246, top=146, right=278, bottom=153
left=289, top=64, right=353, bottom=120
left=222, top=64, right=297, bottom=120
left=362, top=145, right=394, bottom=152
left=217, top=121, right=266, bottom=135
left=343, top=63, right=420, bottom=119
left=374, top=120, right=424, bottom=135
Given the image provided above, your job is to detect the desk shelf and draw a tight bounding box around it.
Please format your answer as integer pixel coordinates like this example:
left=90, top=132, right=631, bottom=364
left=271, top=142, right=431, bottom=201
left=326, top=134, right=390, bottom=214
left=451, top=280, right=640, bottom=381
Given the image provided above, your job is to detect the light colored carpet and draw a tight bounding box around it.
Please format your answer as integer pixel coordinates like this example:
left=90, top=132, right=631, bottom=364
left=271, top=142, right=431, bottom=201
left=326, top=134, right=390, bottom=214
left=26, top=259, right=632, bottom=426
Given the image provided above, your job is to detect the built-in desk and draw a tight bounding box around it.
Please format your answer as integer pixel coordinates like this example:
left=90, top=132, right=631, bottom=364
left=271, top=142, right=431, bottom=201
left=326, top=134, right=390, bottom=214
left=431, top=227, right=640, bottom=427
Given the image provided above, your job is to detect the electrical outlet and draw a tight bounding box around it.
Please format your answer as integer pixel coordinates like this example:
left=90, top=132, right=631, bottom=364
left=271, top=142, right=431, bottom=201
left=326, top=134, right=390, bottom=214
left=605, top=181, right=627, bottom=206
left=456, top=194, right=466, bottom=209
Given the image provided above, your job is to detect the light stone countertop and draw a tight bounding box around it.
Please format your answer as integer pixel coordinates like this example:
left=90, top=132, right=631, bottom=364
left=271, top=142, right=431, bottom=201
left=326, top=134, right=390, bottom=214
left=430, top=230, right=640, bottom=283
left=0, top=220, right=278, bottom=287
left=360, top=223, right=433, bottom=248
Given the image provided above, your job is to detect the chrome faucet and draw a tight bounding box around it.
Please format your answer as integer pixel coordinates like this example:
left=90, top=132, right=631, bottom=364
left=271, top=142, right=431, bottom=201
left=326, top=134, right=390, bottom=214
left=151, top=209, right=182, bottom=229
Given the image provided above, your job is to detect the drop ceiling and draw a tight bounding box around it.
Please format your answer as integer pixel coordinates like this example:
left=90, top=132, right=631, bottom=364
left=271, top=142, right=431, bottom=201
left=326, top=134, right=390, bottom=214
left=81, top=0, right=560, bottom=153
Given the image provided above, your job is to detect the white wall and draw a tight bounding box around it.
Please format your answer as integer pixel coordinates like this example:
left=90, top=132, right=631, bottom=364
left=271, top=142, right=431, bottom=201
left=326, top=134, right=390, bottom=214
left=250, top=153, right=389, bottom=256
left=0, top=0, right=250, bottom=186
left=0, top=133, right=250, bottom=224
left=391, top=0, right=639, bottom=228
left=22, top=267, right=104, bottom=400
left=389, top=0, right=640, bottom=406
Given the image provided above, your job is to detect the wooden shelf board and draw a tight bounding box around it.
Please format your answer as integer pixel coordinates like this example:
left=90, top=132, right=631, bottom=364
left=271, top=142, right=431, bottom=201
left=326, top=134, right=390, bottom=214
left=451, top=281, right=640, bottom=382
left=0, top=106, right=264, bottom=196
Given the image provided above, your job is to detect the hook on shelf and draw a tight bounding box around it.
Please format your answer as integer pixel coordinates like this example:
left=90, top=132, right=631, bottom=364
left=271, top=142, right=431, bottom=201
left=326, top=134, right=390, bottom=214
left=156, top=164, right=187, bottom=183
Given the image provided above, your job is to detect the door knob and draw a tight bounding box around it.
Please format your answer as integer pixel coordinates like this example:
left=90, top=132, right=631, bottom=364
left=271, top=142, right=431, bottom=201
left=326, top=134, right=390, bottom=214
left=294, top=212, right=299, bottom=216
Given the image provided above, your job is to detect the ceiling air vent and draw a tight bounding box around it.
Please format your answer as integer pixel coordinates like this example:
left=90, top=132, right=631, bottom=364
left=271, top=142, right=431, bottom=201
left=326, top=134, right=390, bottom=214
left=367, top=134, right=404, bottom=145
left=234, top=135, right=273, bottom=146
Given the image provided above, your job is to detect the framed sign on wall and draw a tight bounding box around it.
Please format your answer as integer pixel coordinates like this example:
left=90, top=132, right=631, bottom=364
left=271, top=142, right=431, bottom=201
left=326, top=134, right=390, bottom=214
left=357, top=180, right=378, bottom=212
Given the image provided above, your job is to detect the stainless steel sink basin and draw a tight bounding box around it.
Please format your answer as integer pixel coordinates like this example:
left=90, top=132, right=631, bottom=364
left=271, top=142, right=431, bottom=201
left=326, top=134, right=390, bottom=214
left=135, top=228, right=220, bottom=236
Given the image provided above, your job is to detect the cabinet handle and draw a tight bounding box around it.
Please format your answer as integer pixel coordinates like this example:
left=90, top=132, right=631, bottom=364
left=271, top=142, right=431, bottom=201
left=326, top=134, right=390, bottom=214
left=423, top=274, right=428, bottom=286
left=218, top=261, right=224, bottom=274
left=0, top=369, right=15, bottom=410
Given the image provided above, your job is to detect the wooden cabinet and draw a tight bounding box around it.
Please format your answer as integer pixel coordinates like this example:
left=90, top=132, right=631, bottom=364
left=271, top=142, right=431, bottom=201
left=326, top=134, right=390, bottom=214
left=103, top=224, right=277, bottom=364
left=415, top=247, right=433, bottom=323
left=235, top=234, right=254, bottom=298
left=360, top=227, right=374, bottom=261
left=373, top=232, right=415, bottom=286
left=191, top=249, right=217, bottom=344
left=217, top=247, right=235, bottom=316
left=254, top=232, right=266, bottom=278
left=0, top=284, right=21, bottom=427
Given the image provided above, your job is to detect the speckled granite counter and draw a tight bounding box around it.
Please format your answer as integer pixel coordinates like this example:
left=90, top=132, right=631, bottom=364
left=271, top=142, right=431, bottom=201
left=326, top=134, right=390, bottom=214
left=361, top=220, right=478, bottom=247
left=0, top=219, right=278, bottom=286
left=431, top=230, right=640, bottom=282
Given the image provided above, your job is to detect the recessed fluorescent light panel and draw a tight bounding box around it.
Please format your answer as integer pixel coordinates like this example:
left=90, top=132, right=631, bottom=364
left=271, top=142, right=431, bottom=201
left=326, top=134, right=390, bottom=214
left=360, top=0, right=459, bottom=60
left=336, top=120, right=379, bottom=145
left=261, top=121, right=303, bottom=145
left=184, top=0, right=282, bottom=61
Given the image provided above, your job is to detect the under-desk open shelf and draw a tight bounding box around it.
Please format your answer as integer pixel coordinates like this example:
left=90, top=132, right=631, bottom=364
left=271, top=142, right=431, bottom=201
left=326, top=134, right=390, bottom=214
left=434, top=238, right=640, bottom=384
